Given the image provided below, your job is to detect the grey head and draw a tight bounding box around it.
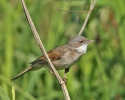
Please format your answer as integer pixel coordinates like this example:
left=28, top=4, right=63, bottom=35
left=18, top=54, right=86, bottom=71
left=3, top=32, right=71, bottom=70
left=68, top=36, right=94, bottom=48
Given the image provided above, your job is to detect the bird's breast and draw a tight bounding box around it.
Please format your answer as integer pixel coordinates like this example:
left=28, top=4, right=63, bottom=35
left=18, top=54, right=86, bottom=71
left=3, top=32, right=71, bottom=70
left=52, top=50, right=81, bottom=70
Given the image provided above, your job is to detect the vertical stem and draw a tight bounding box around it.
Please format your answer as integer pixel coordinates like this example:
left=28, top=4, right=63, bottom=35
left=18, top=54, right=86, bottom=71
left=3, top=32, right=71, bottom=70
left=20, top=0, right=70, bottom=100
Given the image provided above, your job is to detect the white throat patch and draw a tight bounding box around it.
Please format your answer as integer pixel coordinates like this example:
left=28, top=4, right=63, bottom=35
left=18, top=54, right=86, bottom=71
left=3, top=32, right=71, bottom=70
left=76, top=44, right=88, bottom=54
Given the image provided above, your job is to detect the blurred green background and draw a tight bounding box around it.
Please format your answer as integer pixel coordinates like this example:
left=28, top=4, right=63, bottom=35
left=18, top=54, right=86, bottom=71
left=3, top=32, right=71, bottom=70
left=0, top=0, right=125, bottom=100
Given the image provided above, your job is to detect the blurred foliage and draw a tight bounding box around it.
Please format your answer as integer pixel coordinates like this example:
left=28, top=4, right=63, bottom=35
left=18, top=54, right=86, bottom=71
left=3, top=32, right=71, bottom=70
left=0, top=86, right=10, bottom=100
left=0, top=0, right=125, bottom=100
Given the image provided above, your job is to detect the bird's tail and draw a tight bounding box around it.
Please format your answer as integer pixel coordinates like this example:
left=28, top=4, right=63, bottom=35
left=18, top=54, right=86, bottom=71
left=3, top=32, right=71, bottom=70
left=11, top=66, right=33, bottom=80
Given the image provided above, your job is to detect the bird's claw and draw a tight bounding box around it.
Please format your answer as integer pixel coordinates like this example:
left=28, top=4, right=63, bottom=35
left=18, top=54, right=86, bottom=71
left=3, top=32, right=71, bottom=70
left=62, top=77, right=68, bottom=85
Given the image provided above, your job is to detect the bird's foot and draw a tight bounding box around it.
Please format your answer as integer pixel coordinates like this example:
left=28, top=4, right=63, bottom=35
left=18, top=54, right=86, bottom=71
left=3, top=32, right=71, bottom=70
left=49, top=70, right=55, bottom=75
left=49, top=70, right=68, bottom=85
left=62, top=77, right=68, bottom=85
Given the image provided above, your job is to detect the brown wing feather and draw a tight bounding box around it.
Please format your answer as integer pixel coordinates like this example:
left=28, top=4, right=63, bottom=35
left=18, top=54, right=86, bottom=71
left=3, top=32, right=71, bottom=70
left=30, top=45, right=71, bottom=64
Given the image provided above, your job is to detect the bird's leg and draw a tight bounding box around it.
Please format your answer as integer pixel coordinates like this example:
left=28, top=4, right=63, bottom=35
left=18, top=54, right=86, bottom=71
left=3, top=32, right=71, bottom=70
left=64, top=68, right=69, bottom=79
left=49, top=69, right=55, bottom=75
left=62, top=68, right=69, bottom=84
left=49, top=68, right=69, bottom=84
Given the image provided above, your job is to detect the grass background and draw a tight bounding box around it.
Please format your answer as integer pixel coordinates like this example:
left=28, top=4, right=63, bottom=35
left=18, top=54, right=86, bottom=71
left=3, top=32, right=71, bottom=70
left=0, top=0, right=125, bottom=100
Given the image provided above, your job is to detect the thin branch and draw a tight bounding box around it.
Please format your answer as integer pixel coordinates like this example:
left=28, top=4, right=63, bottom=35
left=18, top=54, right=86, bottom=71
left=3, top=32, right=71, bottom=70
left=20, top=0, right=70, bottom=100
left=78, top=0, right=97, bottom=36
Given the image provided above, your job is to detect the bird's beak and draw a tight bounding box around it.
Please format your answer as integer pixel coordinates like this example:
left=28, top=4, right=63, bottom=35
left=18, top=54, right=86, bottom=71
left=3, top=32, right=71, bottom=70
left=88, top=40, right=95, bottom=44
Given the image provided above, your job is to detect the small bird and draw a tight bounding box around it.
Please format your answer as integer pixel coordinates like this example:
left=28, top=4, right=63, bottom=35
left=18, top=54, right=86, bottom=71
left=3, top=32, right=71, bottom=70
left=11, top=36, right=94, bottom=81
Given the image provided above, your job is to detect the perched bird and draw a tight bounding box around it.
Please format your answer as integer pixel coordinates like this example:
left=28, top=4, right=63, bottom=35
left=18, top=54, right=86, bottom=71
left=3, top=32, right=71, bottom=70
left=11, top=36, right=94, bottom=81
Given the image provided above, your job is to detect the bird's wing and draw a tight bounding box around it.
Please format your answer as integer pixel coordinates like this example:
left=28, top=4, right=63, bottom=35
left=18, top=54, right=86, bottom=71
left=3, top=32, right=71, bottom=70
left=30, top=45, right=71, bottom=65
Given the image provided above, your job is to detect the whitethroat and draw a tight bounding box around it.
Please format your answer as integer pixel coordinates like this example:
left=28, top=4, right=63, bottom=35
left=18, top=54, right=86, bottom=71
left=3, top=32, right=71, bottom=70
left=11, top=36, right=94, bottom=82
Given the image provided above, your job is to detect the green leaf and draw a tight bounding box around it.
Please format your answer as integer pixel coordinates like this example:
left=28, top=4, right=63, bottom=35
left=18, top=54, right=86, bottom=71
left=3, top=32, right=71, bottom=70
left=0, top=86, right=10, bottom=100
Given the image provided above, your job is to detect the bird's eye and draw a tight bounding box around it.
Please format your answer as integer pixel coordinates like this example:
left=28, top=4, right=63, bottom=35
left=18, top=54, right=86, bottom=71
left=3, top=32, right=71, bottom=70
left=80, top=40, right=83, bottom=43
